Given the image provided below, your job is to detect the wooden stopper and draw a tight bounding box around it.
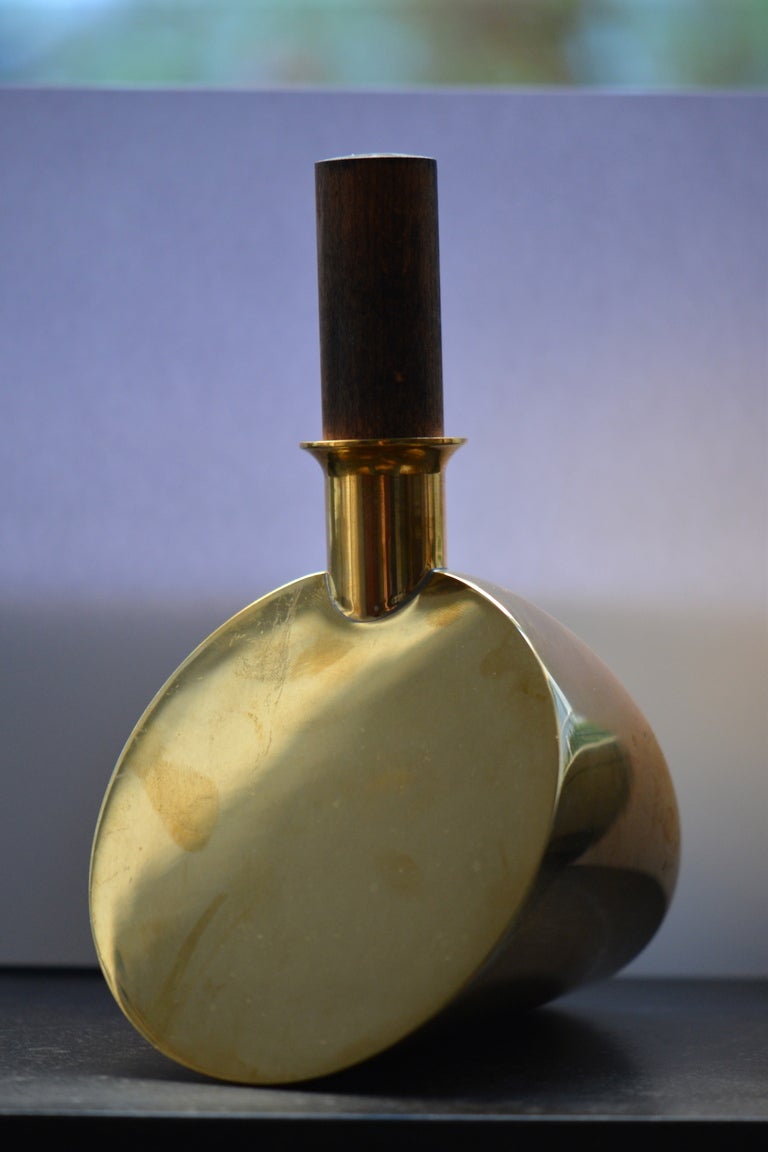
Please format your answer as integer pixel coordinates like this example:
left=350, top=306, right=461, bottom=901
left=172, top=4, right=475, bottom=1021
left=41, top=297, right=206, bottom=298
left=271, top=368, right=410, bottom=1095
left=315, top=155, right=444, bottom=440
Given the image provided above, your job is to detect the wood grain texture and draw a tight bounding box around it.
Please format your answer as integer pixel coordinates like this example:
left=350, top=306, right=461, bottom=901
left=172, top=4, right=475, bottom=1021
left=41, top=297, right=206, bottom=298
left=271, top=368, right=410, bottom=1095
left=315, top=155, right=444, bottom=440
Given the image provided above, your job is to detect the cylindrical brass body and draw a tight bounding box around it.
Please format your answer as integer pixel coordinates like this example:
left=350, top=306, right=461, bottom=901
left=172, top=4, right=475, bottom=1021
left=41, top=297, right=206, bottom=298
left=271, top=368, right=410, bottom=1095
left=302, top=438, right=464, bottom=619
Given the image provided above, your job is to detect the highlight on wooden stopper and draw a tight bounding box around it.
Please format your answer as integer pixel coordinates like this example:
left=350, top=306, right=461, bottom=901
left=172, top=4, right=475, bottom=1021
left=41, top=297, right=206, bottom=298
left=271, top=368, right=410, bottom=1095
left=315, top=154, right=444, bottom=441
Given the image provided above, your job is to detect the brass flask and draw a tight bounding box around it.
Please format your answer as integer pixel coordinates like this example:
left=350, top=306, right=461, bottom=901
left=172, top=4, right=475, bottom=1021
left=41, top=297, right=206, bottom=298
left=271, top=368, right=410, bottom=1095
left=89, top=154, right=680, bottom=1085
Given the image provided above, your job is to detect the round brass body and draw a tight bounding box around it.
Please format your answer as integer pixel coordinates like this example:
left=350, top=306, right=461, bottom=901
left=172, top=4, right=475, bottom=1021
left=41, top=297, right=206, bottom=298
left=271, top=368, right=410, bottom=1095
left=89, top=570, right=679, bottom=1085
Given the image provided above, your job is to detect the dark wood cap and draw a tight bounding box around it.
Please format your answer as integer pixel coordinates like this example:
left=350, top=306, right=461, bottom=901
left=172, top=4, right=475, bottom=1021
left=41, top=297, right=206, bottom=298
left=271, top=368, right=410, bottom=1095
left=315, top=155, right=444, bottom=440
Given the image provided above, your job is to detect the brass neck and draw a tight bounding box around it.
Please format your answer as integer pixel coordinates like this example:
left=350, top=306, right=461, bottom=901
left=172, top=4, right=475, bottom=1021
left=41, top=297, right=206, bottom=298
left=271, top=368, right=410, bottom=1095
left=301, top=438, right=464, bottom=621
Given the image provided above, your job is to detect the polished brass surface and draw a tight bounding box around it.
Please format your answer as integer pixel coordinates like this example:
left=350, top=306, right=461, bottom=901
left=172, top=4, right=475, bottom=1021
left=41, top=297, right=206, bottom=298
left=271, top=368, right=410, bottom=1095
left=89, top=567, right=679, bottom=1084
left=447, top=575, right=679, bottom=1012
left=90, top=572, right=561, bottom=1083
left=301, top=437, right=464, bottom=619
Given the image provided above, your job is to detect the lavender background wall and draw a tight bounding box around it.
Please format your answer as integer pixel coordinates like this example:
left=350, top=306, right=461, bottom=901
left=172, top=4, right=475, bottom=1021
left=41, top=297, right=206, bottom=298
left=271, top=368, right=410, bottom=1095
left=1, top=88, right=766, bottom=973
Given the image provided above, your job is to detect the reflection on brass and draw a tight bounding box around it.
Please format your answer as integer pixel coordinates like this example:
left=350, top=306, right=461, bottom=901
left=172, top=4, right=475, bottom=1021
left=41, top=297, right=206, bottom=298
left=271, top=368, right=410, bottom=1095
left=302, top=438, right=464, bottom=619
left=89, top=434, right=680, bottom=1086
left=549, top=723, right=631, bottom=861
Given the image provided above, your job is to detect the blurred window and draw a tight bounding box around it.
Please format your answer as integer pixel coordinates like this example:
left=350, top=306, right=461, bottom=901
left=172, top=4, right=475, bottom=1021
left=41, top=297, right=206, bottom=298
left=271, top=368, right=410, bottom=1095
left=2, top=0, right=767, bottom=87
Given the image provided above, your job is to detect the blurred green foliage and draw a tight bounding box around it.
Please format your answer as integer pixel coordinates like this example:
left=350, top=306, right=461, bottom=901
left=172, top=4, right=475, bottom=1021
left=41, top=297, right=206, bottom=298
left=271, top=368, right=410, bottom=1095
left=2, top=0, right=767, bottom=87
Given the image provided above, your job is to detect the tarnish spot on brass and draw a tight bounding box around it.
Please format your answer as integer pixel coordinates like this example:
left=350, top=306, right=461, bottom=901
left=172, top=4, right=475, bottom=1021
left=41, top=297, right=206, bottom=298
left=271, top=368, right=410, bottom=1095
left=479, top=634, right=515, bottom=678
left=376, top=850, right=422, bottom=895
left=480, top=636, right=549, bottom=702
left=291, top=635, right=351, bottom=678
left=423, top=600, right=467, bottom=629
left=134, top=759, right=220, bottom=851
left=366, top=763, right=416, bottom=798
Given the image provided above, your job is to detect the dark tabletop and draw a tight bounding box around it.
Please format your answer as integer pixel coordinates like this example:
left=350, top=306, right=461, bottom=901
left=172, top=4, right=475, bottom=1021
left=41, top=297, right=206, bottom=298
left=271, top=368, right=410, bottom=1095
left=0, top=969, right=765, bottom=1148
